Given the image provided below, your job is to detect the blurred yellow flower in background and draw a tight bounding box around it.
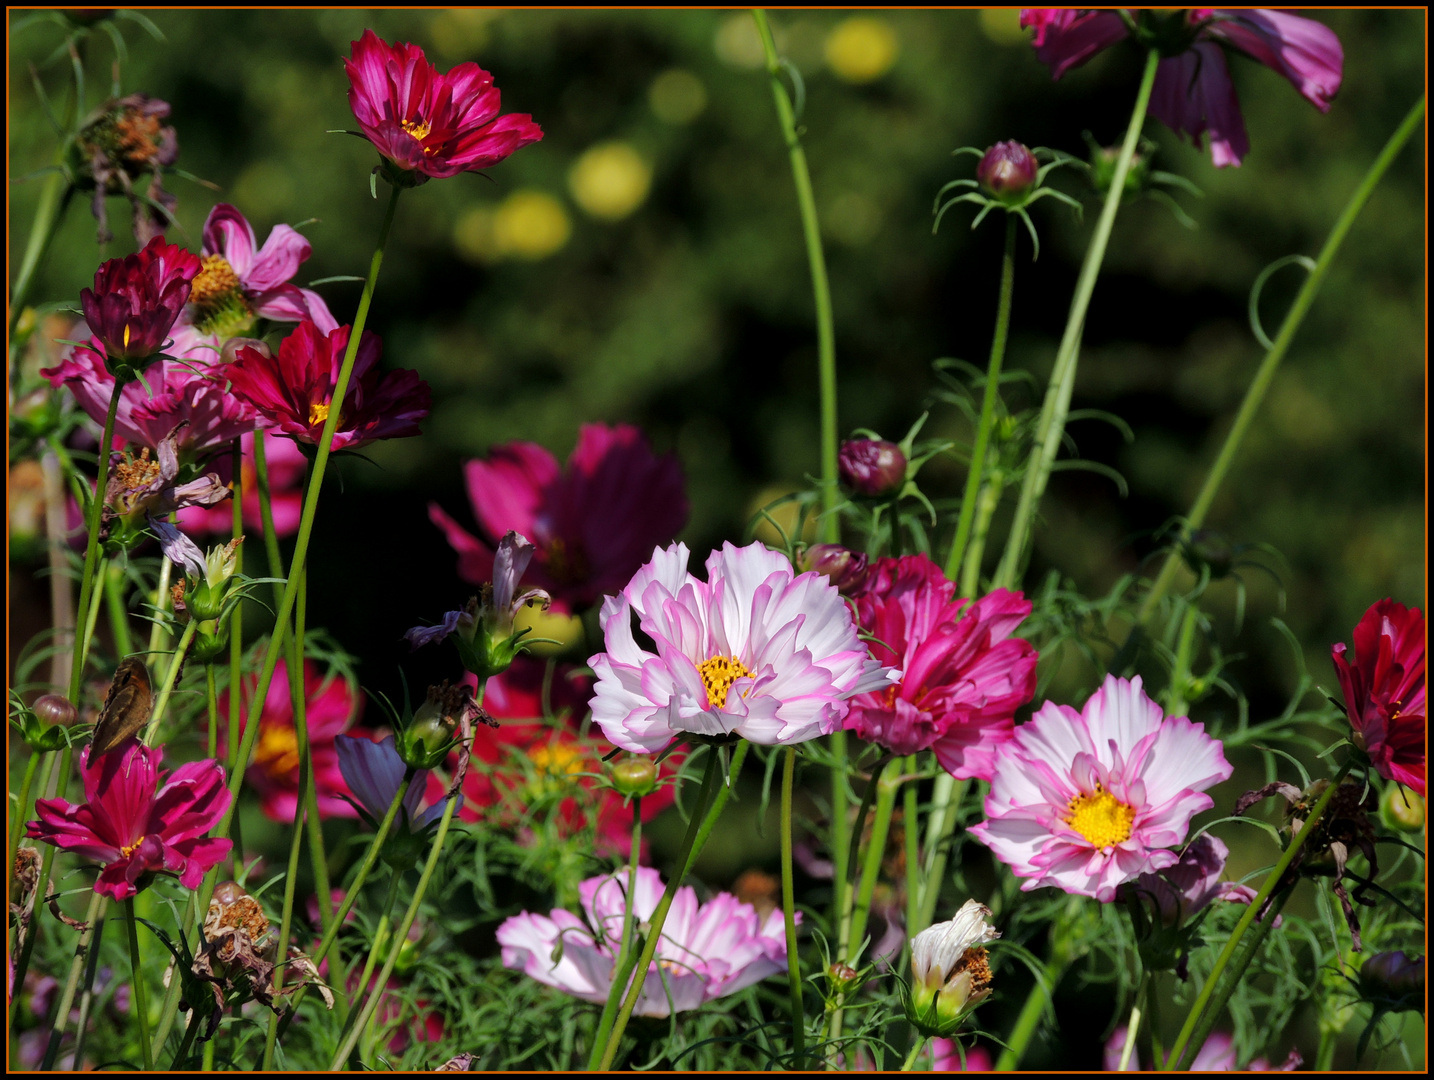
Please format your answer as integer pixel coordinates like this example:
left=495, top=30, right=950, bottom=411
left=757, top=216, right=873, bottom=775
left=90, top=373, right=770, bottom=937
left=568, top=142, right=652, bottom=221
left=824, top=17, right=898, bottom=84
left=454, top=189, right=571, bottom=263
left=649, top=68, right=707, bottom=125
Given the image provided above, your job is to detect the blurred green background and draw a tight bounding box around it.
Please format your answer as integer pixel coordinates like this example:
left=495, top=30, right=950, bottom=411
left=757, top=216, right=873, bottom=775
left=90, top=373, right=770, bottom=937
left=7, top=8, right=1425, bottom=1068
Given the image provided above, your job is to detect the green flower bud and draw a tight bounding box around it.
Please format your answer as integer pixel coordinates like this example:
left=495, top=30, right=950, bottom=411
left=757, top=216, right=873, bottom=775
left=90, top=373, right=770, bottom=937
left=398, top=683, right=467, bottom=770
left=611, top=756, right=659, bottom=798
left=1380, top=785, right=1425, bottom=833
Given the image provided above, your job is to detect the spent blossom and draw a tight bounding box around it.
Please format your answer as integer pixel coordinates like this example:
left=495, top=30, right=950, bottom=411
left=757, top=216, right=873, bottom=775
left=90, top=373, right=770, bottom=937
left=907, top=899, right=1000, bottom=1036
left=1332, top=598, right=1425, bottom=796
left=73, top=93, right=179, bottom=245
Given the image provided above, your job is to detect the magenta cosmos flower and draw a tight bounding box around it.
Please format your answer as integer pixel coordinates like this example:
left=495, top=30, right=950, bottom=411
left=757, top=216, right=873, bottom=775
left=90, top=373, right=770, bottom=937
left=429, top=423, right=689, bottom=612
left=843, top=554, right=1037, bottom=779
left=80, top=234, right=201, bottom=368
left=1333, top=598, right=1425, bottom=796
left=345, top=29, right=543, bottom=184
left=224, top=319, right=430, bottom=452
left=26, top=739, right=232, bottom=901
left=970, top=674, right=1232, bottom=902
left=43, top=339, right=258, bottom=454
left=177, top=431, right=306, bottom=539
left=497, top=866, right=791, bottom=1016
left=1021, top=9, right=1343, bottom=167
left=590, top=541, right=898, bottom=753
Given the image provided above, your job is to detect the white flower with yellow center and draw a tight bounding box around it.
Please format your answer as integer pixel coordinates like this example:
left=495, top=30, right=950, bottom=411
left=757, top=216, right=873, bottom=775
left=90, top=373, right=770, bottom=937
left=907, top=899, right=1000, bottom=1035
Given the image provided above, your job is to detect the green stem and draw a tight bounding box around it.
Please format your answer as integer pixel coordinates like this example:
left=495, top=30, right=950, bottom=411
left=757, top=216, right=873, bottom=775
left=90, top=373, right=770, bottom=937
left=946, top=214, right=1018, bottom=579
left=124, top=898, right=155, bottom=1070
left=995, top=47, right=1162, bottom=590
left=68, top=911, right=106, bottom=1069
left=1164, top=603, right=1200, bottom=717
left=142, top=621, right=198, bottom=738
left=959, top=478, right=1003, bottom=599
left=993, top=952, right=1069, bottom=1071
left=1137, top=95, right=1426, bottom=623
left=593, top=742, right=750, bottom=1070
left=588, top=797, right=647, bottom=1062
left=76, top=552, right=107, bottom=681
left=916, top=777, right=966, bottom=932
left=901, top=1035, right=928, bottom=1072
left=68, top=378, right=125, bottom=705
left=205, top=664, right=219, bottom=759
left=103, top=562, right=133, bottom=658
left=353, top=869, right=403, bottom=1055
left=8, top=751, right=42, bottom=872
left=8, top=172, right=74, bottom=344
left=617, top=798, right=644, bottom=968
left=1117, top=971, right=1150, bottom=1072
left=846, top=763, right=900, bottom=965
left=251, top=431, right=286, bottom=610
left=1165, top=759, right=1354, bottom=1069
left=828, top=730, right=851, bottom=954
left=1315, top=1027, right=1337, bottom=1072
left=780, top=746, right=806, bottom=1064
left=753, top=8, right=839, bottom=539
left=37, top=889, right=108, bottom=1070
left=168, top=1000, right=200, bottom=1068
left=902, top=757, right=920, bottom=944
left=227, top=436, right=244, bottom=771
left=42, top=447, right=77, bottom=692
left=146, top=555, right=173, bottom=657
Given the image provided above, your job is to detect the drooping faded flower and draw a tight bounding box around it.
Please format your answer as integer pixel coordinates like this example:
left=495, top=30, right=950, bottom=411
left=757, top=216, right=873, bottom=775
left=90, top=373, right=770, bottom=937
left=429, top=423, right=689, bottom=612
left=73, top=93, right=179, bottom=245
left=79, top=235, right=202, bottom=373
left=1116, top=833, right=1262, bottom=928
left=224, top=319, right=431, bottom=452
left=844, top=555, right=1037, bottom=778
left=1332, top=598, right=1425, bottom=796
left=497, top=866, right=791, bottom=1016
left=1020, top=9, right=1343, bottom=167
left=345, top=29, right=544, bottom=186
left=907, top=899, right=1000, bottom=1036
left=589, top=541, right=898, bottom=753
left=26, top=740, right=232, bottom=901
left=970, top=674, right=1232, bottom=902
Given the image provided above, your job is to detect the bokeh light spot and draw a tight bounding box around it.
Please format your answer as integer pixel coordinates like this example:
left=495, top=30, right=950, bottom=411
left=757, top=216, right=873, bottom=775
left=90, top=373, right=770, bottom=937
left=824, top=17, right=898, bottom=84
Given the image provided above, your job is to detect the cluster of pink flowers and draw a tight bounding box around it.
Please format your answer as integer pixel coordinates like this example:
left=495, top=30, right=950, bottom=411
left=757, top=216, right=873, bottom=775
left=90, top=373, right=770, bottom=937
left=1332, top=598, right=1425, bottom=796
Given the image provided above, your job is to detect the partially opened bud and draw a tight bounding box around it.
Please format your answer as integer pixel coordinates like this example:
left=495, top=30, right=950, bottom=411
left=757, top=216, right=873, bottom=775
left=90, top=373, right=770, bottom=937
left=976, top=141, right=1038, bottom=198
left=800, top=544, right=871, bottom=595
left=839, top=439, right=906, bottom=497
left=400, top=683, right=467, bottom=770
left=1380, top=785, right=1425, bottom=832
left=33, top=694, right=80, bottom=729
left=907, top=900, right=1000, bottom=1036
left=611, top=756, right=659, bottom=798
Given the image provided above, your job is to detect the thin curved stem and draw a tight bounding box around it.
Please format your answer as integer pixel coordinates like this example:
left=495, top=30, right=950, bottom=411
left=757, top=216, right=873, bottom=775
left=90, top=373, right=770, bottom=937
left=901, top=1035, right=928, bottom=1072
left=68, top=378, right=125, bottom=704
left=8, top=173, right=74, bottom=345
left=780, top=746, right=806, bottom=1064
left=37, top=889, right=108, bottom=1069
left=845, top=764, right=901, bottom=965
left=1117, top=971, right=1149, bottom=1072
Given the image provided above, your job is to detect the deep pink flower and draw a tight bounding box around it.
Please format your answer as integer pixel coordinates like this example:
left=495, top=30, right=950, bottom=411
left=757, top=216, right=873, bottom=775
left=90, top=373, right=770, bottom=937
left=1332, top=599, right=1425, bottom=796
left=932, top=1039, right=994, bottom=1071
left=970, top=675, right=1232, bottom=902
left=26, top=740, right=231, bottom=901
left=844, top=555, right=1037, bottom=779
left=345, top=29, right=543, bottom=184
left=224, top=320, right=430, bottom=452
left=79, top=235, right=201, bottom=366
left=1106, top=1027, right=1301, bottom=1071
left=218, top=658, right=361, bottom=822
left=839, top=438, right=907, bottom=497
left=590, top=541, right=898, bottom=752
left=1020, top=9, right=1343, bottom=167
left=498, top=866, right=792, bottom=1016
left=42, top=339, right=258, bottom=454
left=429, top=423, right=689, bottom=612
left=176, top=431, right=306, bottom=539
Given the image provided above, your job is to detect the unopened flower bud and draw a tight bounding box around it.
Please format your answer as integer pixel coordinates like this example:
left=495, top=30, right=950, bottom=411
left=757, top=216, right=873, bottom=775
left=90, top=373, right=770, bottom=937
left=839, top=439, right=906, bottom=497
left=400, top=683, right=466, bottom=770
left=191, top=621, right=230, bottom=663
left=977, top=141, right=1038, bottom=198
left=907, top=900, right=999, bottom=1037
left=800, top=544, right=871, bottom=595
left=1088, top=141, right=1150, bottom=199
left=1358, top=951, right=1424, bottom=1012
left=611, top=756, right=659, bottom=798
left=1380, top=785, right=1425, bottom=833
left=827, top=961, right=861, bottom=996
left=186, top=539, right=243, bottom=621
left=33, top=694, right=79, bottom=728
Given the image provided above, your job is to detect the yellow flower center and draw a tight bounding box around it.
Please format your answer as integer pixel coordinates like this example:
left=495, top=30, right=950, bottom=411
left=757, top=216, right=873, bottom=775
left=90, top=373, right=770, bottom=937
left=401, top=116, right=432, bottom=141
left=527, top=741, right=585, bottom=777
left=253, top=723, right=300, bottom=777
left=308, top=401, right=332, bottom=427
left=1064, top=784, right=1135, bottom=849
left=697, top=654, right=753, bottom=710
left=120, top=839, right=144, bottom=858
left=190, top=254, right=243, bottom=308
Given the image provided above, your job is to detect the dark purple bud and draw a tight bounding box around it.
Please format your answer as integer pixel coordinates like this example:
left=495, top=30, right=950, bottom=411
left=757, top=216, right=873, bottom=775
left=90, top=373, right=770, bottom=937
left=33, top=694, right=79, bottom=728
left=839, top=439, right=906, bottom=497
left=977, top=141, right=1038, bottom=197
left=1359, top=951, right=1424, bottom=1011
left=800, top=544, right=871, bottom=595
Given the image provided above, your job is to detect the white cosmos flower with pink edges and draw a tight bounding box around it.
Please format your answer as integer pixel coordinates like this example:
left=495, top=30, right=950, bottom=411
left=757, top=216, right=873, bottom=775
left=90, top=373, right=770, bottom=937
left=588, top=541, right=899, bottom=753
left=969, top=675, right=1232, bottom=902
left=497, top=866, right=790, bottom=1016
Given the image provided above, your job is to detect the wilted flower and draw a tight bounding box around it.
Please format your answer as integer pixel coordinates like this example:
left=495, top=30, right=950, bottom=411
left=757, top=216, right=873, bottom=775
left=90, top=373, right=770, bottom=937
left=26, top=740, right=231, bottom=901
left=73, top=93, right=178, bottom=245
left=224, top=320, right=430, bottom=452
left=1021, top=9, right=1343, bottom=167
left=907, top=899, right=1000, bottom=1036
left=798, top=544, right=871, bottom=595
left=336, top=734, right=445, bottom=831
left=845, top=555, right=1036, bottom=777
left=971, top=674, right=1232, bottom=901
left=100, top=429, right=230, bottom=571
left=497, top=866, right=791, bottom=1016
left=1118, top=833, right=1261, bottom=928
left=429, top=423, right=689, bottom=612
left=1332, top=598, right=1425, bottom=796
left=839, top=438, right=906, bottom=497
left=80, top=236, right=201, bottom=375
left=976, top=141, right=1039, bottom=197
left=590, top=541, right=898, bottom=752
left=345, top=29, right=543, bottom=186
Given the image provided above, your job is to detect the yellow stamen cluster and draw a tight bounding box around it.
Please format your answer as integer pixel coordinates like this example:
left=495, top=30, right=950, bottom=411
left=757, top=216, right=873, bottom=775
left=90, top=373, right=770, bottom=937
left=114, top=108, right=165, bottom=165
left=120, top=839, right=144, bottom=858
left=697, top=654, right=752, bottom=711
left=401, top=116, right=432, bottom=141
left=308, top=401, right=332, bottom=428
left=190, top=254, right=243, bottom=309
left=1064, top=784, right=1136, bottom=849
left=254, top=724, right=300, bottom=777
left=527, top=741, right=585, bottom=777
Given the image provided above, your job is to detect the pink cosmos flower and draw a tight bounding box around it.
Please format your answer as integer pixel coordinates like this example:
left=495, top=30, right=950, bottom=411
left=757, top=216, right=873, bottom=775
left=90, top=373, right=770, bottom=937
left=224, top=320, right=431, bottom=452
left=589, top=541, right=899, bottom=753
left=345, top=29, right=543, bottom=184
left=1020, top=9, right=1343, bottom=167
left=429, top=423, right=689, bottom=612
left=26, top=739, right=231, bottom=901
left=843, top=554, right=1037, bottom=779
left=176, top=431, right=306, bottom=539
left=932, top=1039, right=994, bottom=1071
left=80, top=235, right=201, bottom=366
left=497, top=866, right=791, bottom=1016
left=218, top=658, right=361, bottom=822
left=969, top=674, right=1232, bottom=902
left=1106, top=1027, right=1302, bottom=1071
left=42, top=339, right=258, bottom=454
left=1332, top=598, right=1425, bottom=796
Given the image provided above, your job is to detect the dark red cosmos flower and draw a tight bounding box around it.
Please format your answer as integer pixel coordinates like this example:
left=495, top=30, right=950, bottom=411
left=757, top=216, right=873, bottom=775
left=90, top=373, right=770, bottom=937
left=80, top=235, right=201, bottom=369
left=224, top=319, right=430, bottom=453
left=345, top=29, right=543, bottom=184
left=1333, top=599, right=1425, bottom=796
left=429, top=424, right=688, bottom=612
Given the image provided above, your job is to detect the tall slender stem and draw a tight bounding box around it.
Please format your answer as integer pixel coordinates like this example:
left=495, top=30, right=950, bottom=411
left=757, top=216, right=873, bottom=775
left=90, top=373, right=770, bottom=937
left=1164, top=603, right=1200, bottom=717
left=946, top=214, right=1018, bottom=579
left=68, top=379, right=125, bottom=704
left=993, top=951, right=1068, bottom=1071
left=42, top=447, right=77, bottom=691
left=37, top=890, right=108, bottom=1069
left=780, top=746, right=806, bottom=1064
left=205, top=664, right=219, bottom=758
left=587, top=796, right=649, bottom=1062
left=995, top=47, right=1162, bottom=590
left=959, top=478, right=1003, bottom=597
left=124, top=898, right=155, bottom=1070
left=103, top=562, right=133, bottom=658
left=901, top=1035, right=929, bottom=1072
left=1137, top=95, right=1426, bottom=622
left=845, top=764, right=900, bottom=965
left=1117, top=971, right=1150, bottom=1072
left=8, top=172, right=74, bottom=344
left=902, top=756, right=920, bottom=943
left=227, top=435, right=245, bottom=774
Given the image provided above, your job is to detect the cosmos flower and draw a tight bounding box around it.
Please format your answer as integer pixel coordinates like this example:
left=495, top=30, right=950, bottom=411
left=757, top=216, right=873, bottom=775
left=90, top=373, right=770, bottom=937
left=843, top=554, right=1037, bottom=779
left=1020, top=9, right=1343, bottom=167
left=970, top=674, right=1232, bottom=902
left=497, top=866, right=791, bottom=1016
left=26, top=739, right=231, bottom=901
left=345, top=29, right=543, bottom=185
left=335, top=734, right=445, bottom=830
left=1332, top=598, right=1425, bottom=796
left=589, top=541, right=898, bottom=753
left=908, top=899, right=1000, bottom=1036
left=80, top=235, right=201, bottom=369
left=429, top=423, right=689, bottom=612
left=176, top=431, right=307, bottom=539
